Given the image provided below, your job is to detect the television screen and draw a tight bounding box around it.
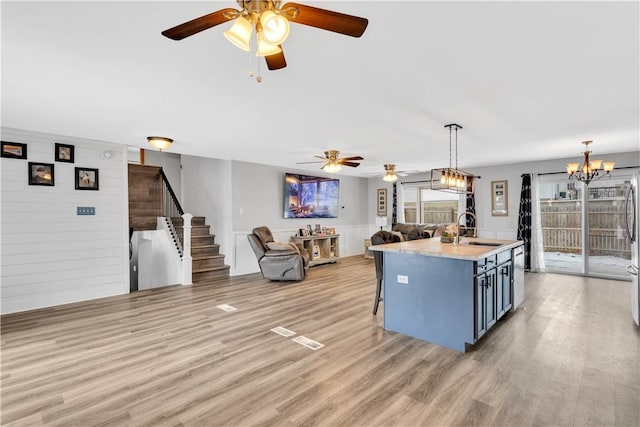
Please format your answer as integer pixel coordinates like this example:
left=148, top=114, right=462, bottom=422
left=284, top=173, right=340, bottom=219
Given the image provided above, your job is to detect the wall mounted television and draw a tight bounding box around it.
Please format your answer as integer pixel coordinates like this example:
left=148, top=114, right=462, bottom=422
left=284, top=173, right=340, bottom=219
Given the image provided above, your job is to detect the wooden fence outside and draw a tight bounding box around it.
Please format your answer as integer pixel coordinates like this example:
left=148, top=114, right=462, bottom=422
left=541, top=198, right=631, bottom=259
left=403, top=207, right=458, bottom=225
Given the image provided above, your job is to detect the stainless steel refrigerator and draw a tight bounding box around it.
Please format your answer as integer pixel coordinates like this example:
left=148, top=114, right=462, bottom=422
left=625, top=171, right=639, bottom=326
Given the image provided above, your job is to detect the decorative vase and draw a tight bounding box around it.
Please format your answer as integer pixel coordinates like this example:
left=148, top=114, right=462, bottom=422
left=440, top=236, right=454, bottom=244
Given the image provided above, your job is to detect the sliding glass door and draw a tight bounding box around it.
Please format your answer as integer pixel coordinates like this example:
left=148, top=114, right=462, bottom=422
left=539, top=179, right=583, bottom=274
left=586, top=177, right=631, bottom=277
left=538, top=175, right=632, bottom=279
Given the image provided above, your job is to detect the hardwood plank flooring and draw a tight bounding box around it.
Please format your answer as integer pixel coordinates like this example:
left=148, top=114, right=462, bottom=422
left=2, top=255, right=639, bottom=426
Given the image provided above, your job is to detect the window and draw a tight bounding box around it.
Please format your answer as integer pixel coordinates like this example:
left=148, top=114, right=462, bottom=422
left=403, top=187, right=460, bottom=224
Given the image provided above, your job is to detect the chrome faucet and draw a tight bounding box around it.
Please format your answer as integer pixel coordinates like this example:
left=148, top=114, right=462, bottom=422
left=455, top=211, right=477, bottom=244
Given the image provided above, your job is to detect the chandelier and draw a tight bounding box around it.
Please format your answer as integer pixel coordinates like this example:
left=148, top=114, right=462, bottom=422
left=566, top=140, right=615, bottom=185
left=430, top=123, right=474, bottom=194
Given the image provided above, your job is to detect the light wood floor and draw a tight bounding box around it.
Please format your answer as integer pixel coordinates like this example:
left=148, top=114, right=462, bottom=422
left=2, top=255, right=639, bottom=426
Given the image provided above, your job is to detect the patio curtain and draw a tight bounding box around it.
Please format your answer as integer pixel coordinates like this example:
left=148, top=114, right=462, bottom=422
left=530, top=174, right=545, bottom=272
left=396, top=182, right=405, bottom=224
left=518, top=173, right=545, bottom=272
left=392, top=182, right=398, bottom=226
left=517, top=174, right=532, bottom=270
left=465, top=178, right=476, bottom=229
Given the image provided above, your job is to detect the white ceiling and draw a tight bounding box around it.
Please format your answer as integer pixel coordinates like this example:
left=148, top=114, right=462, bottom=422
left=2, top=1, right=639, bottom=177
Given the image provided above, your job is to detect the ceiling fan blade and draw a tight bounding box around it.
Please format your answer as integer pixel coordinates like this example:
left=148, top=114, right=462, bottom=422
left=339, top=156, right=364, bottom=161
left=314, top=155, right=327, bottom=160
left=296, top=161, right=324, bottom=164
left=162, top=8, right=238, bottom=40
left=282, top=3, right=368, bottom=37
left=265, top=48, right=287, bottom=70
left=339, top=161, right=361, bottom=168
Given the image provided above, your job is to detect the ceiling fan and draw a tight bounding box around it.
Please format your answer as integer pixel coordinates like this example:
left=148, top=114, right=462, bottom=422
left=161, top=1, right=368, bottom=72
left=363, top=164, right=411, bottom=182
left=381, top=164, right=409, bottom=182
left=297, top=150, right=364, bottom=173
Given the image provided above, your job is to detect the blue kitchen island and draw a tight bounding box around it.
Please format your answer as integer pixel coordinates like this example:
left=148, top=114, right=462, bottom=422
left=370, top=237, right=524, bottom=352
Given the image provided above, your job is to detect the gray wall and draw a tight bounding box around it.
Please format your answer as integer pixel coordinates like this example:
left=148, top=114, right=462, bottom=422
left=230, top=160, right=371, bottom=275
left=467, top=150, right=640, bottom=239
left=379, top=150, right=640, bottom=240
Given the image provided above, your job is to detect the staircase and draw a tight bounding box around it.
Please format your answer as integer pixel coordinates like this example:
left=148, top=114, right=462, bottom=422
left=174, top=216, right=230, bottom=282
left=128, top=164, right=230, bottom=282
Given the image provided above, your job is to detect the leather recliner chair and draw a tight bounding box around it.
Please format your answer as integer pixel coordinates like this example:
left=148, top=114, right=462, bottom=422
left=247, top=226, right=309, bottom=281
left=370, top=230, right=401, bottom=315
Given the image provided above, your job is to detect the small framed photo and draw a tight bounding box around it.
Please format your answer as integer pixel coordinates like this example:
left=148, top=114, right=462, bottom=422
left=1, top=141, right=27, bottom=159
left=28, top=162, right=54, bottom=186
left=491, top=180, right=508, bottom=216
left=75, top=167, right=99, bottom=190
left=55, top=143, right=74, bottom=163
left=377, top=188, right=387, bottom=216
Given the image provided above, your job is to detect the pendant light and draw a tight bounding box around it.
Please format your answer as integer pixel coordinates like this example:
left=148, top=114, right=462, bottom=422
left=430, top=123, right=474, bottom=194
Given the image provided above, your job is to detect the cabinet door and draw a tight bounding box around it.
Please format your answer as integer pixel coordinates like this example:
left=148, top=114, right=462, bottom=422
left=500, top=261, right=513, bottom=315
left=475, top=274, right=487, bottom=339
left=486, top=269, right=497, bottom=329
left=496, top=264, right=505, bottom=320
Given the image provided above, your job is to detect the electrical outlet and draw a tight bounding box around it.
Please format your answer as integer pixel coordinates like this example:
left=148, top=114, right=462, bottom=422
left=397, top=275, right=408, bottom=284
left=77, top=207, right=95, bottom=215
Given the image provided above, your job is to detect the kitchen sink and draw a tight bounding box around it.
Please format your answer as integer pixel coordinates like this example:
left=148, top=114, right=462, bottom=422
left=467, top=241, right=503, bottom=247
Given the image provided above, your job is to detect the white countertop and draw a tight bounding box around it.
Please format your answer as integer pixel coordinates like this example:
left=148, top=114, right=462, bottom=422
left=369, top=237, right=524, bottom=261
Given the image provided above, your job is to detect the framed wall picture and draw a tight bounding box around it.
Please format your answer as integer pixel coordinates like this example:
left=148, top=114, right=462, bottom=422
left=28, top=162, right=54, bottom=186
left=1, top=141, right=27, bottom=159
left=55, top=143, right=74, bottom=163
left=491, top=180, right=508, bottom=216
left=377, top=188, right=387, bottom=216
left=75, top=167, right=99, bottom=190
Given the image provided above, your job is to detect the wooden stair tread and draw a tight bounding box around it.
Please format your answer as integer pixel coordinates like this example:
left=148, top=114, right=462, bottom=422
left=193, top=265, right=230, bottom=273
left=193, top=254, right=225, bottom=260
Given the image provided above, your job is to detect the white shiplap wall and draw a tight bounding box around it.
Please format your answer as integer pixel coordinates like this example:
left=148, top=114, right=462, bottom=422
left=1, top=128, right=130, bottom=314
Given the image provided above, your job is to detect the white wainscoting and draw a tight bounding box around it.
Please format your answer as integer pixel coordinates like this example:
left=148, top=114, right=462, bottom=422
left=1, top=128, right=129, bottom=314
left=231, top=224, right=373, bottom=276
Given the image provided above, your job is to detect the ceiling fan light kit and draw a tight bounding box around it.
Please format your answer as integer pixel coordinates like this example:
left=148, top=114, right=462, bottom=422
left=566, top=140, right=615, bottom=185
left=162, top=0, right=368, bottom=79
left=431, top=123, right=475, bottom=195
left=296, top=149, right=363, bottom=174
left=223, top=16, right=253, bottom=51
left=382, top=164, right=399, bottom=182
left=322, top=162, right=342, bottom=174
left=260, top=10, right=290, bottom=45
left=256, top=32, right=282, bottom=56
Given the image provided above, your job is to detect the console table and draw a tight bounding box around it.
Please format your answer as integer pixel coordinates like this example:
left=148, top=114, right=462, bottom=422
left=290, top=234, right=340, bottom=267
